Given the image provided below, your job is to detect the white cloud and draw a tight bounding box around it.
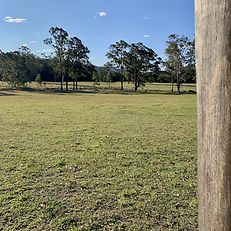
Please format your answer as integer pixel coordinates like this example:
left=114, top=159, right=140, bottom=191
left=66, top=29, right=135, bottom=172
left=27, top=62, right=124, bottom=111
left=4, top=16, right=27, bottom=23
left=144, top=34, right=150, bottom=38
left=30, top=40, right=36, bottom=43
left=99, top=11, right=106, bottom=17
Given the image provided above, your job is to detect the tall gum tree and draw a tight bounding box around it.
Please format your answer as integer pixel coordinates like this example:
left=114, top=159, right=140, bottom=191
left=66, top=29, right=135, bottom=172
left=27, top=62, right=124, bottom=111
left=124, top=42, right=160, bottom=92
left=196, top=0, right=231, bottom=230
left=44, top=27, right=69, bottom=91
left=106, top=40, right=129, bottom=90
left=68, top=37, right=90, bottom=90
left=165, top=34, right=190, bottom=94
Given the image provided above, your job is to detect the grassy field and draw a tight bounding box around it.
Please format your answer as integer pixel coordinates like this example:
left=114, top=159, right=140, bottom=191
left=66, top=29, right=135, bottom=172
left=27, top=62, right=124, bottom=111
left=0, top=84, right=197, bottom=230
left=0, top=81, right=197, bottom=93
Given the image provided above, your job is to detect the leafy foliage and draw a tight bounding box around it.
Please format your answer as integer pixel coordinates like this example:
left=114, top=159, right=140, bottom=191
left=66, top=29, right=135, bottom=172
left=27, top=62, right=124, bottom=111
left=44, top=27, right=90, bottom=91
left=124, top=42, right=161, bottom=91
left=106, top=40, right=129, bottom=90
left=44, top=27, right=69, bottom=90
left=164, top=35, right=195, bottom=93
left=107, top=41, right=161, bottom=91
left=0, top=32, right=195, bottom=90
left=68, top=37, right=90, bottom=90
left=106, top=71, right=113, bottom=88
left=0, top=51, right=30, bottom=87
left=35, top=73, right=42, bottom=85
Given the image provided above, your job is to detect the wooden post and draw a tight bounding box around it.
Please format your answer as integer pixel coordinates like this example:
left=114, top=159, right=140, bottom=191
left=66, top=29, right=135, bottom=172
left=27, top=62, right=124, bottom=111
left=196, top=0, right=231, bottom=230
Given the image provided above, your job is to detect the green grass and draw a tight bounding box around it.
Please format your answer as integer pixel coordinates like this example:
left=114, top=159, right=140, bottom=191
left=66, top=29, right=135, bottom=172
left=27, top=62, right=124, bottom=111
left=0, top=81, right=197, bottom=93
left=0, top=86, right=197, bottom=230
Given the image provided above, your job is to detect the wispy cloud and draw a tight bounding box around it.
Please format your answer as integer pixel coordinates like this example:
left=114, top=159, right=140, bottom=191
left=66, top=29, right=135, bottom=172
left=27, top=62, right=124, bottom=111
left=30, top=40, right=36, bottom=43
left=144, top=34, right=150, bottom=38
left=4, top=16, right=27, bottom=23
left=98, top=11, right=106, bottom=17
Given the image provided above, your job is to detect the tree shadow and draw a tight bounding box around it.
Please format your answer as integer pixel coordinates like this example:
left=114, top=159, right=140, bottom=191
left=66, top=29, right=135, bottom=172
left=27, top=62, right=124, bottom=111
left=17, top=86, right=99, bottom=95
left=0, top=92, right=18, bottom=96
left=92, top=88, right=197, bottom=96
left=0, top=86, right=196, bottom=96
left=0, top=88, right=19, bottom=96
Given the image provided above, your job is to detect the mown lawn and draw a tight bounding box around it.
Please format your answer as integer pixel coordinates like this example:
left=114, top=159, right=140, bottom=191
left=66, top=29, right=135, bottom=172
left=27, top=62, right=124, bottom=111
left=0, top=88, right=197, bottom=230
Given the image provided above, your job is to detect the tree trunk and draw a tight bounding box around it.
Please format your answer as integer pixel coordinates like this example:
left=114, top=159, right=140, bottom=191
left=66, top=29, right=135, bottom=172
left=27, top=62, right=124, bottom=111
left=73, top=81, right=75, bottom=90
left=61, top=74, right=63, bottom=91
left=196, top=0, right=231, bottom=230
left=66, top=75, right=68, bottom=91
left=134, top=82, right=138, bottom=92
left=75, top=79, right=78, bottom=90
left=120, top=68, right=124, bottom=90
left=171, top=77, right=174, bottom=92
left=54, top=72, right=57, bottom=81
left=176, top=71, right=180, bottom=94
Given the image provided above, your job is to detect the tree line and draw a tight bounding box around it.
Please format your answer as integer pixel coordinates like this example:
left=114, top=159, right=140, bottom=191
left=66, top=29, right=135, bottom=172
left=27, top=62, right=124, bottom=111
left=0, top=27, right=195, bottom=93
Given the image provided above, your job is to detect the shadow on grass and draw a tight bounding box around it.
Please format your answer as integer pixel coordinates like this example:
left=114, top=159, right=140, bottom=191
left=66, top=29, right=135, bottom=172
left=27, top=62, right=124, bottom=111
left=0, top=86, right=197, bottom=96
left=2, top=86, right=99, bottom=95
left=0, top=88, right=19, bottom=96
left=0, top=92, right=18, bottom=96
left=92, top=88, right=197, bottom=96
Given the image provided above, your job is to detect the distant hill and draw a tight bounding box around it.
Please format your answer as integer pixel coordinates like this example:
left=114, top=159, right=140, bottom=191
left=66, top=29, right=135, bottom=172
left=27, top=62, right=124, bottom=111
left=94, top=66, right=119, bottom=72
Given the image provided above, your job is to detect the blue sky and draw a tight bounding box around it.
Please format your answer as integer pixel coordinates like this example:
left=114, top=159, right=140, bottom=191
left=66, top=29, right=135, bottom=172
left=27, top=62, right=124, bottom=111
left=0, top=0, right=195, bottom=66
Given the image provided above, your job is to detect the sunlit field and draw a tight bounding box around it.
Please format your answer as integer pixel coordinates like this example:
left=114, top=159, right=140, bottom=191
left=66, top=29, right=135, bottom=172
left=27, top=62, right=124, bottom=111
left=0, top=81, right=197, bottom=93
left=0, top=84, right=197, bottom=230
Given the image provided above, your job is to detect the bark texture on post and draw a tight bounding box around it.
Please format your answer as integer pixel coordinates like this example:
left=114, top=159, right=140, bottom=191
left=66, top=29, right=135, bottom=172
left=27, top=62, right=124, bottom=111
left=196, top=0, right=231, bottom=230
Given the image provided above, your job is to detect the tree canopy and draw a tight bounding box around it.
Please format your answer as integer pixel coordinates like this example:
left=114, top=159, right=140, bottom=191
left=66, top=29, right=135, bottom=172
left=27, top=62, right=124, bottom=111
left=164, top=34, right=195, bottom=93
left=125, top=42, right=161, bottom=91
left=0, top=29, right=195, bottom=91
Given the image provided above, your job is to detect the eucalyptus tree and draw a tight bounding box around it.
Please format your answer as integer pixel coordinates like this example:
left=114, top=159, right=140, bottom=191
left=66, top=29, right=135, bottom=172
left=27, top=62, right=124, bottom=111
left=165, top=34, right=192, bottom=93
left=106, top=71, right=113, bottom=88
left=44, top=27, right=69, bottom=90
left=0, top=51, right=30, bottom=87
left=184, top=39, right=196, bottom=83
left=76, top=63, right=95, bottom=82
left=35, top=73, right=42, bottom=86
left=163, top=60, right=176, bottom=91
left=18, top=46, right=42, bottom=81
left=106, top=40, right=129, bottom=90
left=124, top=42, right=161, bottom=92
left=68, top=37, right=90, bottom=90
left=96, top=66, right=109, bottom=82
left=92, top=70, right=100, bottom=87
left=0, top=50, right=4, bottom=78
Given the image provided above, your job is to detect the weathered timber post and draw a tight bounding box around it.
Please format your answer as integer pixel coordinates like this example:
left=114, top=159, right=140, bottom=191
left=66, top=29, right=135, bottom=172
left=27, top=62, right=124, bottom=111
left=196, top=0, right=231, bottom=230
